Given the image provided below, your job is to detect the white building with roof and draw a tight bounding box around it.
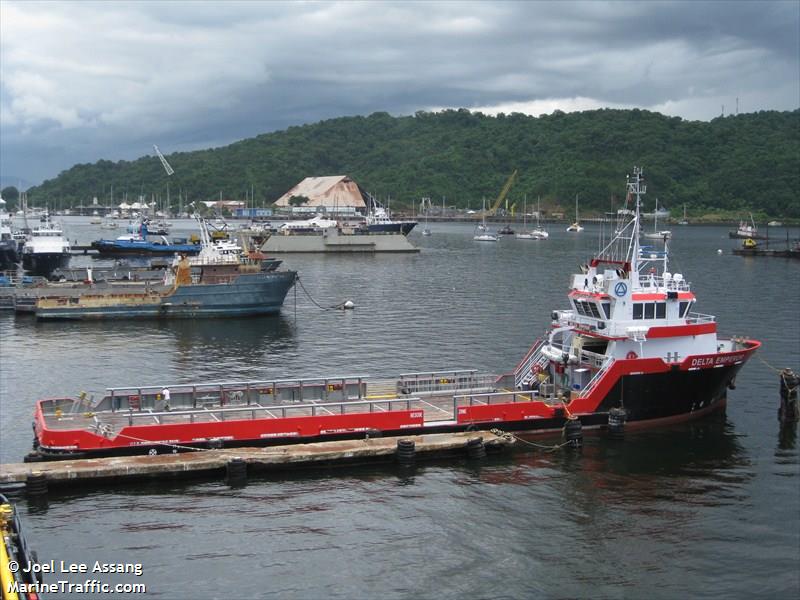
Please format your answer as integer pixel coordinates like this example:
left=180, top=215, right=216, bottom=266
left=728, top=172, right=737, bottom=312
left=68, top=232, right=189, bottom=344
left=273, top=176, right=368, bottom=215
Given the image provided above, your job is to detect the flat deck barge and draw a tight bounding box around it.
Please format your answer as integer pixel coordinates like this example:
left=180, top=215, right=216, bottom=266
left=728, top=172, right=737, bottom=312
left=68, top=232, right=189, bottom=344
left=261, top=228, right=419, bottom=253
left=2, top=431, right=512, bottom=488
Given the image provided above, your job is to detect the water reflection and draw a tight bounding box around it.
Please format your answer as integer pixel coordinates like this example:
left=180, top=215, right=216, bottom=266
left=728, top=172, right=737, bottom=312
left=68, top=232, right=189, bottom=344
left=464, top=416, right=751, bottom=505
left=159, top=315, right=298, bottom=373
left=778, top=422, right=797, bottom=451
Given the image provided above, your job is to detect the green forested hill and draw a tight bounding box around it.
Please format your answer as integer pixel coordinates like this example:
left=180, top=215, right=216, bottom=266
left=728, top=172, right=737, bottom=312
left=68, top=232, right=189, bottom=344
left=23, top=108, right=800, bottom=217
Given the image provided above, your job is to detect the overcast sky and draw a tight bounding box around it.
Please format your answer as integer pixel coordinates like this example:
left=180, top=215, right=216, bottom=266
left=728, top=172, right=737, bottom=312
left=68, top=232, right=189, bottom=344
left=1, top=0, right=798, bottom=186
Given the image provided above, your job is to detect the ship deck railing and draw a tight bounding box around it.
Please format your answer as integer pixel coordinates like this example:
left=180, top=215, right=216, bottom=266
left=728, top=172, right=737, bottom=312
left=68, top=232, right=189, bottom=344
left=686, top=312, right=716, bottom=324
left=452, top=390, right=560, bottom=408
left=635, top=274, right=691, bottom=292
left=543, top=342, right=608, bottom=370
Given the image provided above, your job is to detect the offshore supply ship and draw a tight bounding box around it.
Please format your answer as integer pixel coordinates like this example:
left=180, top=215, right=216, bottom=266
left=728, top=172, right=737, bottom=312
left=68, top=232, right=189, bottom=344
left=25, top=168, right=759, bottom=460
left=32, top=217, right=296, bottom=320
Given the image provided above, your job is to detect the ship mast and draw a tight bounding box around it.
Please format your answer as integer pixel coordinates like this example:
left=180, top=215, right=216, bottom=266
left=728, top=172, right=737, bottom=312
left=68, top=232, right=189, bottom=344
left=627, top=167, right=644, bottom=280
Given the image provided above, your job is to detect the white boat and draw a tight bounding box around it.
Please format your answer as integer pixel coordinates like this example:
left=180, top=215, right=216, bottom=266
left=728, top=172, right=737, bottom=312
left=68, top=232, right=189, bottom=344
left=474, top=232, right=499, bottom=242
left=566, top=194, right=583, bottom=232
left=678, top=204, right=689, bottom=226
left=474, top=199, right=498, bottom=242
left=238, top=221, right=272, bottom=234
left=767, top=220, right=783, bottom=227
left=278, top=215, right=339, bottom=233
left=149, top=219, right=171, bottom=235
left=21, top=209, right=71, bottom=275
left=0, top=196, right=19, bottom=269
left=421, top=206, right=431, bottom=236
left=101, top=219, right=118, bottom=229
left=642, top=199, right=672, bottom=240
left=729, top=213, right=765, bottom=239
left=516, top=196, right=549, bottom=240
left=176, top=215, right=245, bottom=268
left=737, top=217, right=757, bottom=237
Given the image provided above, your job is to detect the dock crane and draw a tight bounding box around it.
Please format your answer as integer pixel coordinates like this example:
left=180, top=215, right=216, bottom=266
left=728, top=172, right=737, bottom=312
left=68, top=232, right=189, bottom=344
left=153, top=145, right=175, bottom=176
left=488, top=169, right=518, bottom=216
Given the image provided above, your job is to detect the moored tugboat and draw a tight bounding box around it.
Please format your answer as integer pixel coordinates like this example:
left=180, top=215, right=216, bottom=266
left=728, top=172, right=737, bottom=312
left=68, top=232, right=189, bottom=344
left=25, top=167, right=759, bottom=461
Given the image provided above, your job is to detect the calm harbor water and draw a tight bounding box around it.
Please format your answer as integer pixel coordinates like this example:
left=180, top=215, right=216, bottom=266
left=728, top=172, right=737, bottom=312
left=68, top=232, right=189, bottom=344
left=1, top=219, right=798, bottom=598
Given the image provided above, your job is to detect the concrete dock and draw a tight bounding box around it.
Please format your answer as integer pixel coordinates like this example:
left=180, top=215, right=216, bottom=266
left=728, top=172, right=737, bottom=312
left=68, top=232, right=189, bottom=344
left=0, top=430, right=513, bottom=488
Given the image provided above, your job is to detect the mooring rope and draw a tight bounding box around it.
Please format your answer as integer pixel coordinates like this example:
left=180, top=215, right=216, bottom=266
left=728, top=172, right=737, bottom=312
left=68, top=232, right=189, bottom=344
left=294, top=275, right=351, bottom=310
left=101, top=430, right=289, bottom=458
left=489, top=428, right=571, bottom=452
left=756, top=356, right=798, bottom=393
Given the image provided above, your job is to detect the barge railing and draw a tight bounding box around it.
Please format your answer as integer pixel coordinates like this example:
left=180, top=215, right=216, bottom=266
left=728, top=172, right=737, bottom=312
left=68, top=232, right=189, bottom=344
left=54, top=397, right=430, bottom=429
left=102, top=375, right=371, bottom=412
left=452, top=390, right=554, bottom=413
left=396, top=370, right=493, bottom=396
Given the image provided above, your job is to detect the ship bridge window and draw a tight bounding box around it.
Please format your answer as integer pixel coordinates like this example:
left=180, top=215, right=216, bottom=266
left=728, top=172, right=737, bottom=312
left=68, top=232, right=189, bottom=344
left=679, top=301, right=692, bottom=317
left=645, top=303, right=655, bottom=319
left=587, top=303, right=602, bottom=319
left=601, top=302, right=611, bottom=319
left=633, top=302, right=667, bottom=320
left=574, top=299, right=602, bottom=319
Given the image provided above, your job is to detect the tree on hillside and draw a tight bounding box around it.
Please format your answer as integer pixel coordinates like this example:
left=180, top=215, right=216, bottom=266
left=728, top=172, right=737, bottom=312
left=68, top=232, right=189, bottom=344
left=23, top=109, right=800, bottom=219
left=288, top=195, right=311, bottom=207
left=1, top=186, right=19, bottom=209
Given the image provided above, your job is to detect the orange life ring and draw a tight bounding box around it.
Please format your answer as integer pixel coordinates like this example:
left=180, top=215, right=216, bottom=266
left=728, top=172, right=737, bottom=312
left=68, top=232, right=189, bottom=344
left=626, top=351, right=638, bottom=360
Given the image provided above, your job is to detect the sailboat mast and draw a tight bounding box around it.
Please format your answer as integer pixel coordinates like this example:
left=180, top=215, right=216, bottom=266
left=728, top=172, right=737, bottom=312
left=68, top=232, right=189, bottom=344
left=537, top=195, right=541, bottom=228
left=523, top=195, right=527, bottom=228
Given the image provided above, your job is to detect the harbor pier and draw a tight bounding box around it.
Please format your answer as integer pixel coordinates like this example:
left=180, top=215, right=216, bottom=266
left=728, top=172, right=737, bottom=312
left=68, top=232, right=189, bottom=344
left=0, top=431, right=513, bottom=490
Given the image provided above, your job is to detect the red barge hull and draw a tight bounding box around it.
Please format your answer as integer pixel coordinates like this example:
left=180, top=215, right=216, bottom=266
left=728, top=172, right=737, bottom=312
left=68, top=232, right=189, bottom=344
left=27, top=341, right=759, bottom=461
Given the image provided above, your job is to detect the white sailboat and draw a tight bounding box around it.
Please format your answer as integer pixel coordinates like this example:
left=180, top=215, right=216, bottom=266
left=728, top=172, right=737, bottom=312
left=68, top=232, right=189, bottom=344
left=474, top=198, right=498, bottom=242
left=516, top=196, right=549, bottom=240
left=678, top=204, right=688, bottom=226
left=566, top=194, right=584, bottom=232
left=421, top=197, right=431, bottom=236
left=643, top=198, right=672, bottom=239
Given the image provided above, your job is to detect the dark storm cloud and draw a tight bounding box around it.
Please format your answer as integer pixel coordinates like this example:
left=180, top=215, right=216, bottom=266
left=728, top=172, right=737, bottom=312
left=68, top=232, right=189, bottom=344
left=1, top=1, right=797, bottom=185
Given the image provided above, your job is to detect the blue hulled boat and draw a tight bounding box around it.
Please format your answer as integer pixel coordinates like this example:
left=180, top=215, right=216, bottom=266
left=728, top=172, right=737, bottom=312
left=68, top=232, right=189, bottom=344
left=364, top=197, right=416, bottom=235
left=91, top=220, right=201, bottom=256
